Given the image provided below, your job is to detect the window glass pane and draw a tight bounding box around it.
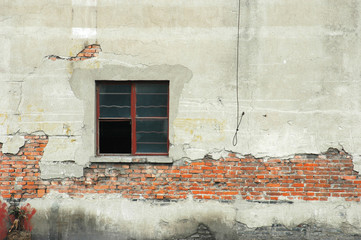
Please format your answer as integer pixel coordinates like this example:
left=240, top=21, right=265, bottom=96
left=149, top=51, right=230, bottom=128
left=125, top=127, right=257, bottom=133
left=100, top=106, right=130, bottom=118
left=136, top=119, right=168, bottom=153
left=136, top=143, right=167, bottom=153
left=99, top=94, right=131, bottom=118
left=136, top=88, right=168, bottom=117
left=99, top=84, right=131, bottom=93
left=136, top=119, right=168, bottom=133
left=136, top=83, right=168, bottom=93
left=136, top=132, right=167, bottom=143
left=136, top=94, right=167, bottom=106
left=136, top=94, right=167, bottom=117
left=136, top=107, right=167, bottom=117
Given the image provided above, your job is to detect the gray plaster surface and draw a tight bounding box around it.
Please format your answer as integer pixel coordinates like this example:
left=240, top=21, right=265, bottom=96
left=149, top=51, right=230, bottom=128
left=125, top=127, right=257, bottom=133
left=28, top=196, right=361, bottom=239
left=1, top=0, right=361, bottom=174
left=1, top=2, right=361, bottom=235
left=1, top=0, right=360, bottom=175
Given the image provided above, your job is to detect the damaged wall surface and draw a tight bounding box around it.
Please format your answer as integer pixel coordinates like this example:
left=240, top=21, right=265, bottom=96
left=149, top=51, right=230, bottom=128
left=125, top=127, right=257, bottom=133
left=2, top=138, right=361, bottom=239
left=1, top=0, right=361, bottom=239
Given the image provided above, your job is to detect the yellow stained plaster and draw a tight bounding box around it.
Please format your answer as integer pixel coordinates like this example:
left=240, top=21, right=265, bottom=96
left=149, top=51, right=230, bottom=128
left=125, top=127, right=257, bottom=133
left=69, top=44, right=84, bottom=58
left=86, top=60, right=101, bottom=69
left=173, top=118, right=225, bottom=142
left=63, top=124, right=71, bottom=135
left=26, top=104, right=44, bottom=113
left=0, top=113, right=8, bottom=125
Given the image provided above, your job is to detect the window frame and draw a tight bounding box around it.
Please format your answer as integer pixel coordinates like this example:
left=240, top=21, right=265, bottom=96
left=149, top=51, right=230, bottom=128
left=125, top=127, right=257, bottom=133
left=96, top=81, right=169, bottom=156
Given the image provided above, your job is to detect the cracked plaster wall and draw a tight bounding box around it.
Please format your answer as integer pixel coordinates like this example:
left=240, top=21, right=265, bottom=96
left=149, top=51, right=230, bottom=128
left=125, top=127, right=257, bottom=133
left=1, top=0, right=361, bottom=175
left=27, top=196, right=361, bottom=239
left=2, top=1, right=361, bottom=237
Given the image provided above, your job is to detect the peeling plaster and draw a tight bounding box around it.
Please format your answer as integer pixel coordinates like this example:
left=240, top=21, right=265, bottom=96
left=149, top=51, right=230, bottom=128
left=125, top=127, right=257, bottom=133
left=42, top=136, right=81, bottom=163
left=2, top=0, right=361, bottom=180
left=68, top=62, right=193, bottom=167
left=39, top=162, right=84, bottom=179
left=0, top=134, right=25, bottom=154
left=0, top=130, right=47, bottom=154
left=46, top=44, right=101, bottom=61
left=1, top=0, right=361, bottom=238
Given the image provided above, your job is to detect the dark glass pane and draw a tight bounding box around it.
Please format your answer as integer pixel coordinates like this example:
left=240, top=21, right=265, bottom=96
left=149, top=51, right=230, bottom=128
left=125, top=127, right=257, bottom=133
left=136, top=119, right=168, bottom=133
left=136, top=119, right=168, bottom=153
left=100, top=94, right=131, bottom=105
left=99, top=84, right=131, bottom=94
left=99, top=94, right=131, bottom=118
left=100, top=107, right=130, bottom=118
left=99, top=121, right=131, bottom=154
left=136, top=107, right=167, bottom=117
left=136, top=93, right=168, bottom=117
left=136, top=94, right=167, bottom=106
left=136, top=83, right=168, bottom=93
left=136, top=143, right=167, bottom=153
left=136, top=132, right=167, bottom=143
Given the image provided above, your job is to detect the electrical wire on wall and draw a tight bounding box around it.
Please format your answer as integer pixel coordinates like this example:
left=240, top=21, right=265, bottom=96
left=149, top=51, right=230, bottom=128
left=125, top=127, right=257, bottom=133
left=232, top=0, right=245, bottom=146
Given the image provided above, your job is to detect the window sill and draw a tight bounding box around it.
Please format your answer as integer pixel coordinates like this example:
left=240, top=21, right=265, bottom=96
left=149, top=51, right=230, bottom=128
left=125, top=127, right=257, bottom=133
left=90, top=155, right=173, bottom=164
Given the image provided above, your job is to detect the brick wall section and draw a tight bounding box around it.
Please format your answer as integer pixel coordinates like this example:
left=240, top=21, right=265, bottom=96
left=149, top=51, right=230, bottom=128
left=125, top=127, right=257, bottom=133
left=1, top=135, right=360, bottom=202
left=48, top=44, right=101, bottom=61
left=0, top=135, right=48, bottom=199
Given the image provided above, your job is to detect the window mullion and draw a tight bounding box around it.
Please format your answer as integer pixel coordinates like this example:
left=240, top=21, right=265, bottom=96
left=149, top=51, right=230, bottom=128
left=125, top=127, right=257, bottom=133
left=131, top=83, right=137, bottom=155
left=96, top=85, right=100, bottom=155
left=167, top=83, right=169, bottom=154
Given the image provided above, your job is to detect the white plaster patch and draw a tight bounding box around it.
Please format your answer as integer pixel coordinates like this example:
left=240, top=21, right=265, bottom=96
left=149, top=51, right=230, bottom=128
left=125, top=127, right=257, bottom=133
left=72, top=0, right=97, bottom=6
left=352, top=154, right=361, bottom=174
left=42, top=136, right=81, bottom=163
left=0, top=36, right=10, bottom=76
left=184, top=147, right=208, bottom=160
left=72, top=27, right=97, bottom=39
left=0, top=135, right=25, bottom=154
left=39, top=162, right=83, bottom=179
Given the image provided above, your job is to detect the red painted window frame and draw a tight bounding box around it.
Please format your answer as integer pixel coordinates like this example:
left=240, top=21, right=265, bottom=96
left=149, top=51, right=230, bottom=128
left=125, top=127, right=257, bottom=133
left=96, top=81, right=169, bottom=156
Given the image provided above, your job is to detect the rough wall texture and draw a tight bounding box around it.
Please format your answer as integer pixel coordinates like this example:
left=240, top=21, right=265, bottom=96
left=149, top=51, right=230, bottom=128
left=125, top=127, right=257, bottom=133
left=3, top=135, right=361, bottom=238
left=47, top=44, right=101, bottom=61
left=1, top=0, right=361, bottom=170
left=0, top=135, right=48, bottom=199
left=1, top=0, right=361, bottom=239
left=1, top=135, right=360, bottom=202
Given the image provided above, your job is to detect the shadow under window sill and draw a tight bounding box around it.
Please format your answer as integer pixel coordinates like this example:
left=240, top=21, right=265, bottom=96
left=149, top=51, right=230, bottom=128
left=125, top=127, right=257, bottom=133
left=89, top=155, right=173, bottom=164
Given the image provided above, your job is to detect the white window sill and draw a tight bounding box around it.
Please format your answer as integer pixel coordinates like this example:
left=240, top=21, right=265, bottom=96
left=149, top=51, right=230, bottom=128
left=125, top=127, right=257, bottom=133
left=90, top=155, right=173, bottom=163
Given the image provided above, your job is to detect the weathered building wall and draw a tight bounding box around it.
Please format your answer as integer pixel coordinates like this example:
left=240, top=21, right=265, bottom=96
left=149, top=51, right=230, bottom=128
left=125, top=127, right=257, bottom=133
left=1, top=0, right=361, bottom=239
left=2, top=137, right=361, bottom=239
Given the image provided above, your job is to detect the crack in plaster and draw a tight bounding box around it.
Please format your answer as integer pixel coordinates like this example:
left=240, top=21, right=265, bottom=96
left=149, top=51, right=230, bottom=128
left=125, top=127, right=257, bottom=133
left=0, top=130, right=47, bottom=155
left=15, top=81, right=22, bottom=115
left=99, top=58, right=150, bottom=68
left=45, top=44, right=101, bottom=61
left=102, top=51, right=139, bottom=58
left=0, top=17, right=12, bottom=23
left=15, top=66, right=39, bottom=115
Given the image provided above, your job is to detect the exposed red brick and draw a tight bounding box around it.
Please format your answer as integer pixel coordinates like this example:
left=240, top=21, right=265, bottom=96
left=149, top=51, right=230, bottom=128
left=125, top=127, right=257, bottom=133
left=1, top=137, right=360, bottom=202
left=47, top=44, right=102, bottom=62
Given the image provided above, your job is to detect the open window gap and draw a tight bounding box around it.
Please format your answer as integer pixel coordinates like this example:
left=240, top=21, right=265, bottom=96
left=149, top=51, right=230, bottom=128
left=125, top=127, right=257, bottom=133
left=99, top=120, right=131, bottom=154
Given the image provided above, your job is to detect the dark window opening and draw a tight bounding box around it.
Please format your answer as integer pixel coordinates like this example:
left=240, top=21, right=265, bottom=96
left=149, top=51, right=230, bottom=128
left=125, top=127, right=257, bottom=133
left=96, top=81, right=169, bottom=155
left=99, top=120, right=131, bottom=154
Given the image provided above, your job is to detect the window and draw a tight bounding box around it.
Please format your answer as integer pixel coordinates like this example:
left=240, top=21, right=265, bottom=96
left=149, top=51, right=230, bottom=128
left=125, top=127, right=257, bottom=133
left=96, top=81, right=169, bottom=155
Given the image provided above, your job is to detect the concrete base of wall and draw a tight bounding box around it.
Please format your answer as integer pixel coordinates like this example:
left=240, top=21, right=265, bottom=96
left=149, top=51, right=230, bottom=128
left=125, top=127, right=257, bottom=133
left=28, top=196, right=361, bottom=240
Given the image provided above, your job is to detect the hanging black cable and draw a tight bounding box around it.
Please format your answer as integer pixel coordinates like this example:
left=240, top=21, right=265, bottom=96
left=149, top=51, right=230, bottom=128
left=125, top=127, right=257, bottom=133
left=232, top=0, right=245, bottom=146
